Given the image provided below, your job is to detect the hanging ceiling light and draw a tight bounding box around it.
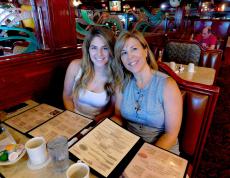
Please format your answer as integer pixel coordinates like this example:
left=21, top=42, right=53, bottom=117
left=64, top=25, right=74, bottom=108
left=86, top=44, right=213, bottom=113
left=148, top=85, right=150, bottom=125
left=169, top=0, right=181, bottom=8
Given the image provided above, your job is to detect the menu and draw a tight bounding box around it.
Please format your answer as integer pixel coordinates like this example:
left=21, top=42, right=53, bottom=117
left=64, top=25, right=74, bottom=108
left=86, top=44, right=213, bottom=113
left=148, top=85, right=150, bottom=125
left=29, top=110, right=93, bottom=141
left=4, top=104, right=63, bottom=133
left=122, top=143, right=188, bottom=178
left=1, top=100, right=39, bottom=121
left=69, top=118, right=140, bottom=177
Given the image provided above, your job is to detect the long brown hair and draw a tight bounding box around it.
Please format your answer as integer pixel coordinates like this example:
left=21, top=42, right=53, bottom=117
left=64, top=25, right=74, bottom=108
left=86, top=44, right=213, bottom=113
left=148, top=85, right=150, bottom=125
left=73, top=27, right=118, bottom=100
left=114, top=30, right=158, bottom=91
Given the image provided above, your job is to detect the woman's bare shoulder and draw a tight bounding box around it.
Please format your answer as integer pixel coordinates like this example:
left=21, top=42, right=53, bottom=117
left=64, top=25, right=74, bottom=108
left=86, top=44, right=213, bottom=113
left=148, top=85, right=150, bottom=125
left=164, top=77, right=180, bottom=93
left=68, top=59, right=82, bottom=72
left=70, top=59, right=81, bottom=67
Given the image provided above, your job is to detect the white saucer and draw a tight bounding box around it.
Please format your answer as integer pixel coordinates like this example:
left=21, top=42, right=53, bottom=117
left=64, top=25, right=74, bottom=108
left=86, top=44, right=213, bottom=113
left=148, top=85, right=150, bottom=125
left=0, top=148, right=26, bottom=166
left=27, top=156, right=51, bottom=170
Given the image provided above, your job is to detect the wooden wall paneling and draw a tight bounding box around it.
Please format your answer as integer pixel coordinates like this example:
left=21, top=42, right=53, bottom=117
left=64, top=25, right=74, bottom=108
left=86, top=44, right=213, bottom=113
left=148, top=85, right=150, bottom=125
left=34, top=0, right=53, bottom=50
left=29, top=0, right=43, bottom=50
left=0, top=66, right=52, bottom=109
left=174, top=7, right=185, bottom=32
left=50, top=0, right=76, bottom=49
left=37, top=0, right=77, bottom=50
left=0, top=0, right=80, bottom=110
left=33, top=0, right=77, bottom=50
left=0, top=48, right=82, bottom=110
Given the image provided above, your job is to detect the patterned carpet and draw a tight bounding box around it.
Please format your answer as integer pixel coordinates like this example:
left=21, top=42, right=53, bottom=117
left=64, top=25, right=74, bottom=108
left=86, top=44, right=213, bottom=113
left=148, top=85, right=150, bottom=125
left=196, top=64, right=230, bottom=178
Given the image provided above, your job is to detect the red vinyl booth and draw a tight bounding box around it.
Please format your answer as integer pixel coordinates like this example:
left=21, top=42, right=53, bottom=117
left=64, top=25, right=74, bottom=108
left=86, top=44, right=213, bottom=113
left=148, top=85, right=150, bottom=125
left=158, top=61, right=220, bottom=178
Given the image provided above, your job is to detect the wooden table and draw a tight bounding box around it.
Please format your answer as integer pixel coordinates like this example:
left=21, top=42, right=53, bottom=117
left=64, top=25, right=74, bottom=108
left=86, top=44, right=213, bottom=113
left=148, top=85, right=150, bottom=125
left=165, top=62, right=216, bottom=85
left=0, top=124, right=97, bottom=178
left=0, top=102, right=189, bottom=178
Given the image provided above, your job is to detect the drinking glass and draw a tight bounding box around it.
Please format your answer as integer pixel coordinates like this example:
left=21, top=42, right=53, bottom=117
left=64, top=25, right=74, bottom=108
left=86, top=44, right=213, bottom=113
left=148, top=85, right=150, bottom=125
left=188, top=63, right=195, bottom=73
left=169, top=61, right=176, bottom=71
left=47, top=135, right=69, bottom=172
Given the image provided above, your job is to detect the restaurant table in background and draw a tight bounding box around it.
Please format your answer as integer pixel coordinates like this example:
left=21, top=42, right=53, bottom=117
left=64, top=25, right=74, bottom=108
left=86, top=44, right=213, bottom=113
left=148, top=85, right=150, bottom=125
left=0, top=124, right=97, bottom=178
left=164, top=62, right=216, bottom=85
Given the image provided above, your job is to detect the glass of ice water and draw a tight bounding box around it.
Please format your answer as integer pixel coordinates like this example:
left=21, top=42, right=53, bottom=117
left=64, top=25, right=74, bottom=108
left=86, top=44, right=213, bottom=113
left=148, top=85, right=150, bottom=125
left=47, top=135, right=69, bottom=172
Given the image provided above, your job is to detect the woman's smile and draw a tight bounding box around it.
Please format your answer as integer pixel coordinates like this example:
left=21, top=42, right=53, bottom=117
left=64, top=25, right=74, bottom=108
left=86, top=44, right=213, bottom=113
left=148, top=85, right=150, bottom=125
left=89, top=36, right=110, bottom=67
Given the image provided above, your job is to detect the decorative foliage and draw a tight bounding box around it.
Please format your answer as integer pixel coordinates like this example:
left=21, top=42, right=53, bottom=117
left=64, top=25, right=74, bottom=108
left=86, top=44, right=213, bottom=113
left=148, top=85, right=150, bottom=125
left=0, top=26, right=39, bottom=53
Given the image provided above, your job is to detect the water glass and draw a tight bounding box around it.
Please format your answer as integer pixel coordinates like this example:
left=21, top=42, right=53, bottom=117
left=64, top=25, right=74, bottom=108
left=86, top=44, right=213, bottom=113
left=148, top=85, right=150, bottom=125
left=188, top=63, right=195, bottom=73
left=47, top=135, right=69, bottom=172
left=169, top=61, right=176, bottom=71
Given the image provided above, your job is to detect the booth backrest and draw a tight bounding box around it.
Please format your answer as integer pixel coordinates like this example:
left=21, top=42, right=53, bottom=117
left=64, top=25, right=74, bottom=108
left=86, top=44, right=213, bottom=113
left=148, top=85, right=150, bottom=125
left=193, top=20, right=230, bottom=50
left=194, top=20, right=230, bottom=39
left=158, top=62, right=220, bottom=178
left=193, top=20, right=213, bottom=34
left=199, top=49, right=223, bottom=76
left=164, top=41, right=201, bottom=65
left=161, top=40, right=223, bottom=79
left=149, top=20, right=229, bottom=51
left=145, top=38, right=223, bottom=78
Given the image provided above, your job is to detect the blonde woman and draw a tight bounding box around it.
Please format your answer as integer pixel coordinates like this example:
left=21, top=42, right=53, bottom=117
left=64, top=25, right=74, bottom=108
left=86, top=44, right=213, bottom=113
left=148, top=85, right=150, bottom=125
left=112, top=30, right=182, bottom=154
left=63, top=27, right=118, bottom=122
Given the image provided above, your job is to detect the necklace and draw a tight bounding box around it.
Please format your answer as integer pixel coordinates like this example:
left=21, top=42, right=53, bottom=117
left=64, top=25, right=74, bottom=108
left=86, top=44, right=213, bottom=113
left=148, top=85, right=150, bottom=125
left=134, top=88, right=144, bottom=121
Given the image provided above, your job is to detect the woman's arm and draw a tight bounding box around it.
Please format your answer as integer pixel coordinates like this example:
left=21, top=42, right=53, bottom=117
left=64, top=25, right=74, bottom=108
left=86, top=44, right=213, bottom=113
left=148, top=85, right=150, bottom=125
left=63, top=59, right=81, bottom=112
left=110, top=88, right=124, bottom=126
left=155, top=77, right=182, bottom=150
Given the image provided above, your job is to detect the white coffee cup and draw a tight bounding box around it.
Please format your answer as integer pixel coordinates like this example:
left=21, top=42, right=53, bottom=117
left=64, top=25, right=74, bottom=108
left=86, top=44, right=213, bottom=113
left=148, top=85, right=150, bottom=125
left=66, top=160, right=90, bottom=178
left=25, top=137, right=48, bottom=165
left=169, top=61, right=176, bottom=71
left=188, top=63, right=195, bottom=73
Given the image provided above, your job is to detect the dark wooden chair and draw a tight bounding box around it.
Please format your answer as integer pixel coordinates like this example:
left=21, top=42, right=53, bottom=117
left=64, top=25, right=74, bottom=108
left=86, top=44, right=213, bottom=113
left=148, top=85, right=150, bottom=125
left=158, top=61, right=220, bottom=178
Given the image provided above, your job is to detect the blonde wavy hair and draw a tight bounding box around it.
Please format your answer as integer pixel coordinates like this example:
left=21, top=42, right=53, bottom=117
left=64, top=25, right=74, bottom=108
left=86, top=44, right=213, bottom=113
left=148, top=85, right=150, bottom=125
left=114, top=30, right=158, bottom=91
left=73, top=27, right=119, bottom=100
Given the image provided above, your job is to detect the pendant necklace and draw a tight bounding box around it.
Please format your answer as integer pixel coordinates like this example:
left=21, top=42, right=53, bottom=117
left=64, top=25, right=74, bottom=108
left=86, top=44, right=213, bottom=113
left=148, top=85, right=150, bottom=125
left=134, top=87, right=144, bottom=122
left=134, top=71, right=153, bottom=128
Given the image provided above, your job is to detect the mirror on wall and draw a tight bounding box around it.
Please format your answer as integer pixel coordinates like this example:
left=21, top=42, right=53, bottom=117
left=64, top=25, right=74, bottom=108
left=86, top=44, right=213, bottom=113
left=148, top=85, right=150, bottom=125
left=0, top=0, right=41, bottom=57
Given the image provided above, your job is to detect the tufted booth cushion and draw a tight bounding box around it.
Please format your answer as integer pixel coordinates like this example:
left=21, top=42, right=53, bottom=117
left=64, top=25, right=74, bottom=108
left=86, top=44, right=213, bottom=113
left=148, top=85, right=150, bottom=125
left=199, top=49, right=222, bottom=76
left=158, top=40, right=223, bottom=81
left=165, top=41, right=201, bottom=65
left=180, top=91, right=208, bottom=157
